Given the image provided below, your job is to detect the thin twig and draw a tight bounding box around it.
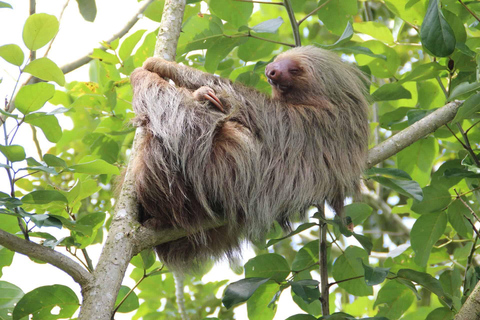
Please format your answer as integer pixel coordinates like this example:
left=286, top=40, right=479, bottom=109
left=82, top=249, right=94, bottom=272
left=454, top=189, right=480, bottom=223
left=466, top=119, right=480, bottom=135
left=60, top=0, right=155, bottom=74
left=283, top=0, right=301, bottom=46
left=248, top=34, right=295, bottom=47
left=456, top=123, right=480, bottom=166
left=298, top=0, right=333, bottom=26
left=464, top=235, right=479, bottom=288
left=458, top=0, right=480, bottom=23
left=30, top=125, right=43, bottom=160
left=445, top=124, right=468, bottom=149
left=328, top=275, right=364, bottom=287
left=317, top=202, right=330, bottom=316
left=43, top=0, right=71, bottom=58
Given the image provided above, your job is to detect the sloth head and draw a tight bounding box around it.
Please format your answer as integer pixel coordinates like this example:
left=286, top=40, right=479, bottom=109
left=265, top=46, right=367, bottom=109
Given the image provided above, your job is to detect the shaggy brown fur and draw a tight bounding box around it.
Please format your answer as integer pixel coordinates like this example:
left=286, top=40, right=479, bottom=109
left=129, top=46, right=369, bottom=271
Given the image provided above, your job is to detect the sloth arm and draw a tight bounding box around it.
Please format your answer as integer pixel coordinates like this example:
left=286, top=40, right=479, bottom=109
left=143, top=57, right=230, bottom=92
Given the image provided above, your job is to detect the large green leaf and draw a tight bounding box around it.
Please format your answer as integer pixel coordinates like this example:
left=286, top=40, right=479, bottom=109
left=374, top=280, right=415, bottom=319
left=354, top=22, right=394, bottom=44
left=317, top=0, right=358, bottom=35
left=420, top=0, right=456, bottom=57
left=292, top=240, right=319, bottom=272
left=247, top=281, right=279, bottom=320
left=411, top=185, right=451, bottom=214
left=0, top=44, right=24, bottom=66
left=0, top=145, right=25, bottom=162
left=119, top=30, right=146, bottom=62
left=76, top=0, right=97, bottom=22
left=397, top=269, right=452, bottom=307
left=205, top=37, right=247, bottom=73
left=397, top=137, right=438, bottom=187
left=447, top=197, right=473, bottom=238
left=362, top=262, right=390, bottom=286
left=22, top=190, right=68, bottom=204
left=12, top=285, right=79, bottom=319
left=114, top=286, right=139, bottom=313
left=251, top=17, right=283, bottom=33
left=24, top=113, right=62, bottom=143
left=245, top=253, right=290, bottom=282
left=22, top=13, right=59, bottom=51
left=23, top=58, right=65, bottom=86
left=0, top=281, right=24, bottom=319
left=372, top=83, right=412, bottom=101
left=411, top=212, right=447, bottom=267
left=452, top=93, right=480, bottom=123
left=332, top=246, right=373, bottom=296
left=209, top=0, right=253, bottom=28
left=14, top=83, right=55, bottom=114
left=222, top=278, right=270, bottom=309
left=70, top=159, right=120, bottom=175
left=369, top=176, right=423, bottom=201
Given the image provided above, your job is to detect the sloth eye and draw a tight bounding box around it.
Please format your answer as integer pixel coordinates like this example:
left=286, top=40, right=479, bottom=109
left=289, top=68, right=301, bottom=75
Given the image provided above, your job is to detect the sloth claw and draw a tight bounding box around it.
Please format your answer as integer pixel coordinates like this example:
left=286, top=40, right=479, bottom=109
left=194, top=86, right=225, bottom=112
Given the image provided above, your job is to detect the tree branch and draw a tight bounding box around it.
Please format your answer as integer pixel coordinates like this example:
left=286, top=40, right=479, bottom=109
left=367, top=100, right=463, bottom=168
left=0, top=228, right=92, bottom=287
left=60, top=0, right=155, bottom=75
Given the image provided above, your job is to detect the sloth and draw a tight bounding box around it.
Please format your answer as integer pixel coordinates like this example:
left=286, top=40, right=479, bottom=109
left=129, top=46, right=369, bottom=271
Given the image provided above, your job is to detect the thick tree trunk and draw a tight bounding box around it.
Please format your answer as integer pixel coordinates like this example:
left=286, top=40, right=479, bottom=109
left=77, top=1, right=186, bottom=319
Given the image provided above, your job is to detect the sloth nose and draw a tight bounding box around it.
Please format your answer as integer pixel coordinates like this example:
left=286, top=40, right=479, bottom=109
left=265, top=64, right=280, bottom=81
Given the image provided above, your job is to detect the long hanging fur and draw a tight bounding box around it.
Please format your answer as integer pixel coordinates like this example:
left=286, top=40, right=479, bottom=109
left=129, top=46, right=369, bottom=271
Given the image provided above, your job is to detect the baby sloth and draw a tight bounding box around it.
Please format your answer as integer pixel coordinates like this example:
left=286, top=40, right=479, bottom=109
left=130, top=46, right=369, bottom=271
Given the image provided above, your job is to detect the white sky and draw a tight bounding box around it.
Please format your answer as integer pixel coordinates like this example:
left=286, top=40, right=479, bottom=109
left=0, top=1, right=304, bottom=319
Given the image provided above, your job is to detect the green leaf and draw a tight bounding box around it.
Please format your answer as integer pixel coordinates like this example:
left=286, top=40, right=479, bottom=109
left=43, top=154, right=68, bottom=168
left=222, top=278, right=270, bottom=309
left=205, top=37, right=247, bottom=73
left=292, top=240, right=319, bottom=271
left=420, top=0, right=456, bottom=57
left=316, top=22, right=353, bottom=48
left=426, top=307, right=454, bottom=320
left=144, top=0, right=165, bottom=22
left=366, top=167, right=413, bottom=180
left=119, top=29, right=146, bottom=62
left=332, top=246, right=373, bottom=296
left=15, top=83, right=55, bottom=114
left=23, top=57, right=65, bottom=86
left=411, top=185, right=450, bottom=214
left=399, top=62, right=446, bottom=83
left=0, top=44, right=24, bottom=66
left=362, top=262, right=390, bottom=286
left=237, top=37, right=275, bottom=62
left=449, top=82, right=480, bottom=101
left=245, top=253, right=290, bottom=282
left=209, top=0, right=253, bottom=28
left=22, top=13, right=59, bottom=51
left=290, top=280, right=320, bottom=304
left=24, top=113, right=62, bottom=143
left=0, top=1, right=12, bottom=9
left=115, top=286, right=139, bottom=313
left=411, top=212, right=447, bottom=267
left=12, top=285, right=79, bottom=319
left=397, top=137, right=438, bottom=187
left=0, top=248, right=14, bottom=277
left=439, top=268, right=462, bottom=299
left=285, top=315, right=317, bottom=320
left=317, top=0, right=357, bottom=35
left=370, top=176, right=423, bottom=201
left=90, top=48, right=119, bottom=64
left=397, top=269, right=452, bottom=307
left=76, top=0, right=97, bottom=22
left=447, top=197, right=473, bottom=238
left=70, top=159, right=119, bottom=175
left=372, top=83, right=412, bottom=101
left=354, top=22, right=394, bottom=44
left=247, top=282, right=279, bottom=320
left=374, top=280, right=415, bottom=319
left=251, top=17, right=284, bottom=33
left=22, top=190, right=68, bottom=204
left=0, top=281, right=24, bottom=319
left=139, top=248, right=156, bottom=270
left=353, top=233, right=373, bottom=255
left=0, top=145, right=26, bottom=162
left=452, top=93, right=480, bottom=123
left=345, top=203, right=373, bottom=226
